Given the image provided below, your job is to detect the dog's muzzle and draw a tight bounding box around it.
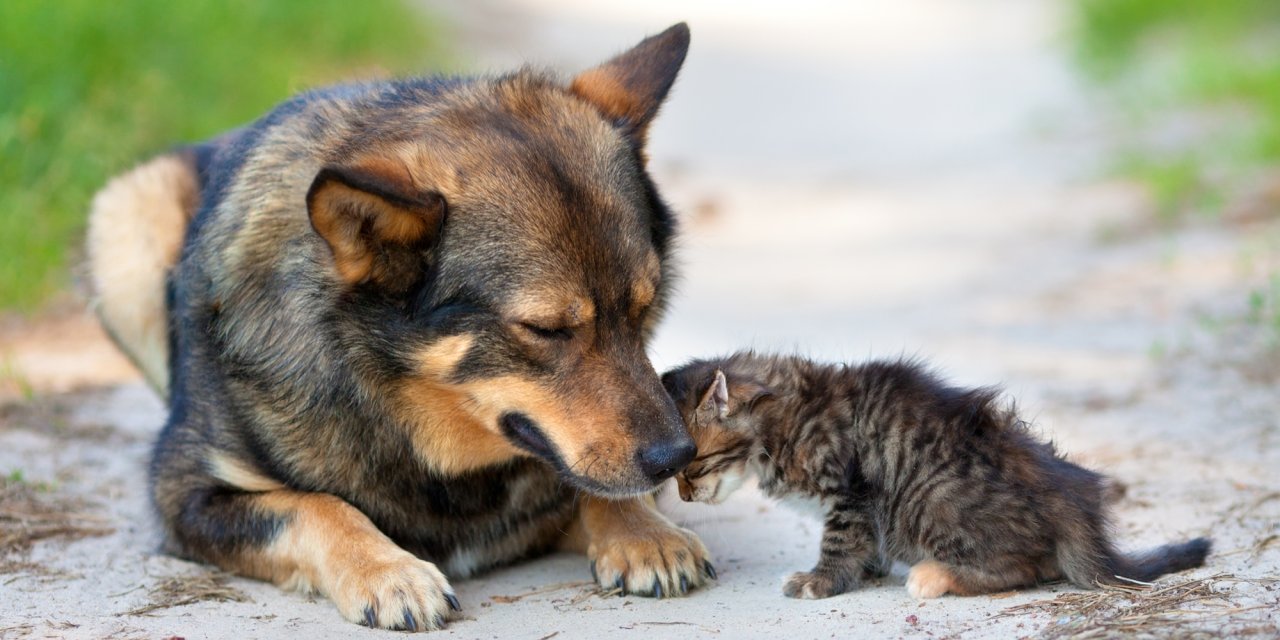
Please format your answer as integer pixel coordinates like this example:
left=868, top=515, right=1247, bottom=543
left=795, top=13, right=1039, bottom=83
left=635, top=437, right=696, bottom=483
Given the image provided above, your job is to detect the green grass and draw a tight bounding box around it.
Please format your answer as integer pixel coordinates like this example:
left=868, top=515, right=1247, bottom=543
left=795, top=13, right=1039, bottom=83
left=0, top=0, right=448, bottom=311
left=1073, top=0, right=1280, bottom=221
left=1, top=354, right=35, bottom=401
left=1247, top=271, right=1280, bottom=343
left=4, top=468, right=54, bottom=492
left=1115, top=152, right=1219, bottom=223
left=1074, top=0, right=1280, bottom=338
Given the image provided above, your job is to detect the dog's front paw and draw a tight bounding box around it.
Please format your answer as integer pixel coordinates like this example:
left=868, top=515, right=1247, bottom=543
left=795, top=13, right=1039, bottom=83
left=782, top=569, right=854, bottom=599
left=329, top=549, right=461, bottom=631
left=589, top=522, right=715, bottom=598
left=905, top=560, right=955, bottom=599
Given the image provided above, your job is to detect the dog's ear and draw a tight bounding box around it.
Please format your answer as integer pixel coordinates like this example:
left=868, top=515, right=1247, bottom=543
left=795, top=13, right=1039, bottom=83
left=307, top=161, right=446, bottom=288
left=571, top=22, right=690, bottom=145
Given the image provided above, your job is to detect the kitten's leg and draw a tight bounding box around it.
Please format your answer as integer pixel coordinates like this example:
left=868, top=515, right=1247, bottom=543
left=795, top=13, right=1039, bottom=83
left=905, top=560, right=958, bottom=598
left=907, top=557, right=1039, bottom=598
left=783, top=497, right=875, bottom=599
left=862, top=556, right=891, bottom=579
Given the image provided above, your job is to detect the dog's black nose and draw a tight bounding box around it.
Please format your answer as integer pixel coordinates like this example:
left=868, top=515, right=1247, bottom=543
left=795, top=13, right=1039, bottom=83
left=637, top=438, right=697, bottom=483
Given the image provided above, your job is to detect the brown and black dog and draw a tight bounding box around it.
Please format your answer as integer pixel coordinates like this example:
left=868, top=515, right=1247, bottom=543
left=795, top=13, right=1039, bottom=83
left=85, top=24, right=712, bottom=631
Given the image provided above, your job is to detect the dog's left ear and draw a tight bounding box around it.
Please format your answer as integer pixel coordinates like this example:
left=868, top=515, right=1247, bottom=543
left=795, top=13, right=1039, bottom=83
left=571, top=22, right=690, bottom=145
left=307, top=160, right=446, bottom=289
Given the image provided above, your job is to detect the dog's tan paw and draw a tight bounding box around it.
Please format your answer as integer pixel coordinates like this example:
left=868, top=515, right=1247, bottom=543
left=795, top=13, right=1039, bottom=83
left=328, top=549, right=460, bottom=631
left=782, top=570, right=853, bottom=599
left=906, top=560, right=955, bottom=599
left=589, top=522, right=714, bottom=598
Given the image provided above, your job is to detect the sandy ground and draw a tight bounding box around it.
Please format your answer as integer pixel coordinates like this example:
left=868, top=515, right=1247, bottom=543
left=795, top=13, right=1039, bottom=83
left=3, top=1, right=1279, bottom=638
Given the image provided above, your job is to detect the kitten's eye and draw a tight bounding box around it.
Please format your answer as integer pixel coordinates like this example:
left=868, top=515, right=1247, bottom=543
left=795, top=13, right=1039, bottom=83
left=518, top=322, right=573, bottom=342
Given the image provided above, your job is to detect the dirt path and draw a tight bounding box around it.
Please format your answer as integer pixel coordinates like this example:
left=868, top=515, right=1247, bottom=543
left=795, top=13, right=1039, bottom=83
left=3, top=1, right=1277, bottom=638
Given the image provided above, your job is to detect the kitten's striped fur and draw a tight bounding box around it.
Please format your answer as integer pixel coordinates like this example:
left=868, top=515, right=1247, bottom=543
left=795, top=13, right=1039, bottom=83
left=662, top=353, right=1210, bottom=599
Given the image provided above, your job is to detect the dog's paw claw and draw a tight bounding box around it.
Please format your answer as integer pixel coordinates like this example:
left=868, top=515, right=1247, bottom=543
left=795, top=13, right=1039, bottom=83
left=332, top=551, right=455, bottom=631
left=590, top=523, right=712, bottom=598
left=445, top=592, right=461, bottom=612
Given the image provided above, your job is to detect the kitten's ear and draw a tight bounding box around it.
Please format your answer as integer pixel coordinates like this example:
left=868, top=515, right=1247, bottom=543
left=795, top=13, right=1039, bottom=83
left=697, top=369, right=731, bottom=420
left=697, top=369, right=774, bottom=420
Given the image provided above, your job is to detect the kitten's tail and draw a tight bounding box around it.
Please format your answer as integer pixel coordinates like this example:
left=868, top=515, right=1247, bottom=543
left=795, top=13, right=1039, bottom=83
left=1107, top=538, right=1213, bottom=583
left=1059, top=534, right=1212, bottom=586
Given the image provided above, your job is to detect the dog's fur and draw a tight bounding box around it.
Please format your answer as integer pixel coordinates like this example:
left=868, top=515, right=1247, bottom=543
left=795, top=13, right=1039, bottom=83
left=87, top=24, right=714, bottom=631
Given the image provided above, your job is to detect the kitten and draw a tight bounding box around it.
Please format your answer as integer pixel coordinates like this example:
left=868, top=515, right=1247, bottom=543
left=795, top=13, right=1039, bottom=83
left=661, top=353, right=1210, bottom=600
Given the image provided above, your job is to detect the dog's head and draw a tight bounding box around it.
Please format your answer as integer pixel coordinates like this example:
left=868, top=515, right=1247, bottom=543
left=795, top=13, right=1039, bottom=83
left=305, top=25, right=694, bottom=496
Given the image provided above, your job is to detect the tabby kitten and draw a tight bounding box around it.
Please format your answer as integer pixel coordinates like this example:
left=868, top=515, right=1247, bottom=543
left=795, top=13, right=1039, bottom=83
left=661, top=353, right=1210, bottom=600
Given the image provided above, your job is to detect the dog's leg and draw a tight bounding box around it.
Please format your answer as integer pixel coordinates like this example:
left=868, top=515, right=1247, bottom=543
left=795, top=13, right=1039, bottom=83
left=568, top=494, right=715, bottom=597
left=158, top=478, right=458, bottom=631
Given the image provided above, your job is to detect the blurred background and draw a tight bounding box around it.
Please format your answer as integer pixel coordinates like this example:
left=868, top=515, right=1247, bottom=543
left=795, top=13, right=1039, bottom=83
left=1, top=0, right=1278, bottom=386
left=1, top=1, right=1278, bottom=637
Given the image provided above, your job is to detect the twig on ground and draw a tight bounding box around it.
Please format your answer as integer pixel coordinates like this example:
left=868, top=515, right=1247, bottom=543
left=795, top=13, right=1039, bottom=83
left=118, top=571, right=251, bottom=616
left=0, top=477, right=114, bottom=566
left=993, top=573, right=1279, bottom=639
left=490, top=580, right=594, bottom=603
left=619, top=621, right=720, bottom=633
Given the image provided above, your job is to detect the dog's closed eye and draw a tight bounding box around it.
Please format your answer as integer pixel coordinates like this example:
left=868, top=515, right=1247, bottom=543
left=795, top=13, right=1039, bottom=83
left=518, top=322, right=573, bottom=341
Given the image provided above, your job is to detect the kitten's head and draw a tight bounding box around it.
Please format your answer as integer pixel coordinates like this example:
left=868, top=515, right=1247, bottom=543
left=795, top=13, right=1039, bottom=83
left=661, top=359, right=774, bottom=504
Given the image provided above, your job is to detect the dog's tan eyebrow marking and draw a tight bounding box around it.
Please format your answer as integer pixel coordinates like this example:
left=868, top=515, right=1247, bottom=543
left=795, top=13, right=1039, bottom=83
left=415, top=334, right=476, bottom=378
left=506, top=290, right=595, bottom=327
left=630, top=279, right=655, bottom=314
left=629, top=252, right=661, bottom=317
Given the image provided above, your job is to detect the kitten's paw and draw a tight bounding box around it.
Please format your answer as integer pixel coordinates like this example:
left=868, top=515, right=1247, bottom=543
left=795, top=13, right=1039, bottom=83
left=329, top=548, right=460, bottom=631
left=862, top=558, right=891, bottom=579
left=906, top=560, right=955, bottom=599
left=782, top=570, right=852, bottom=599
left=589, top=522, right=714, bottom=598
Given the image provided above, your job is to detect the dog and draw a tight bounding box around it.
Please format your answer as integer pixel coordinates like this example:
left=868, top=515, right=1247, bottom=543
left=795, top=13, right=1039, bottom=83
left=85, top=24, right=712, bottom=631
